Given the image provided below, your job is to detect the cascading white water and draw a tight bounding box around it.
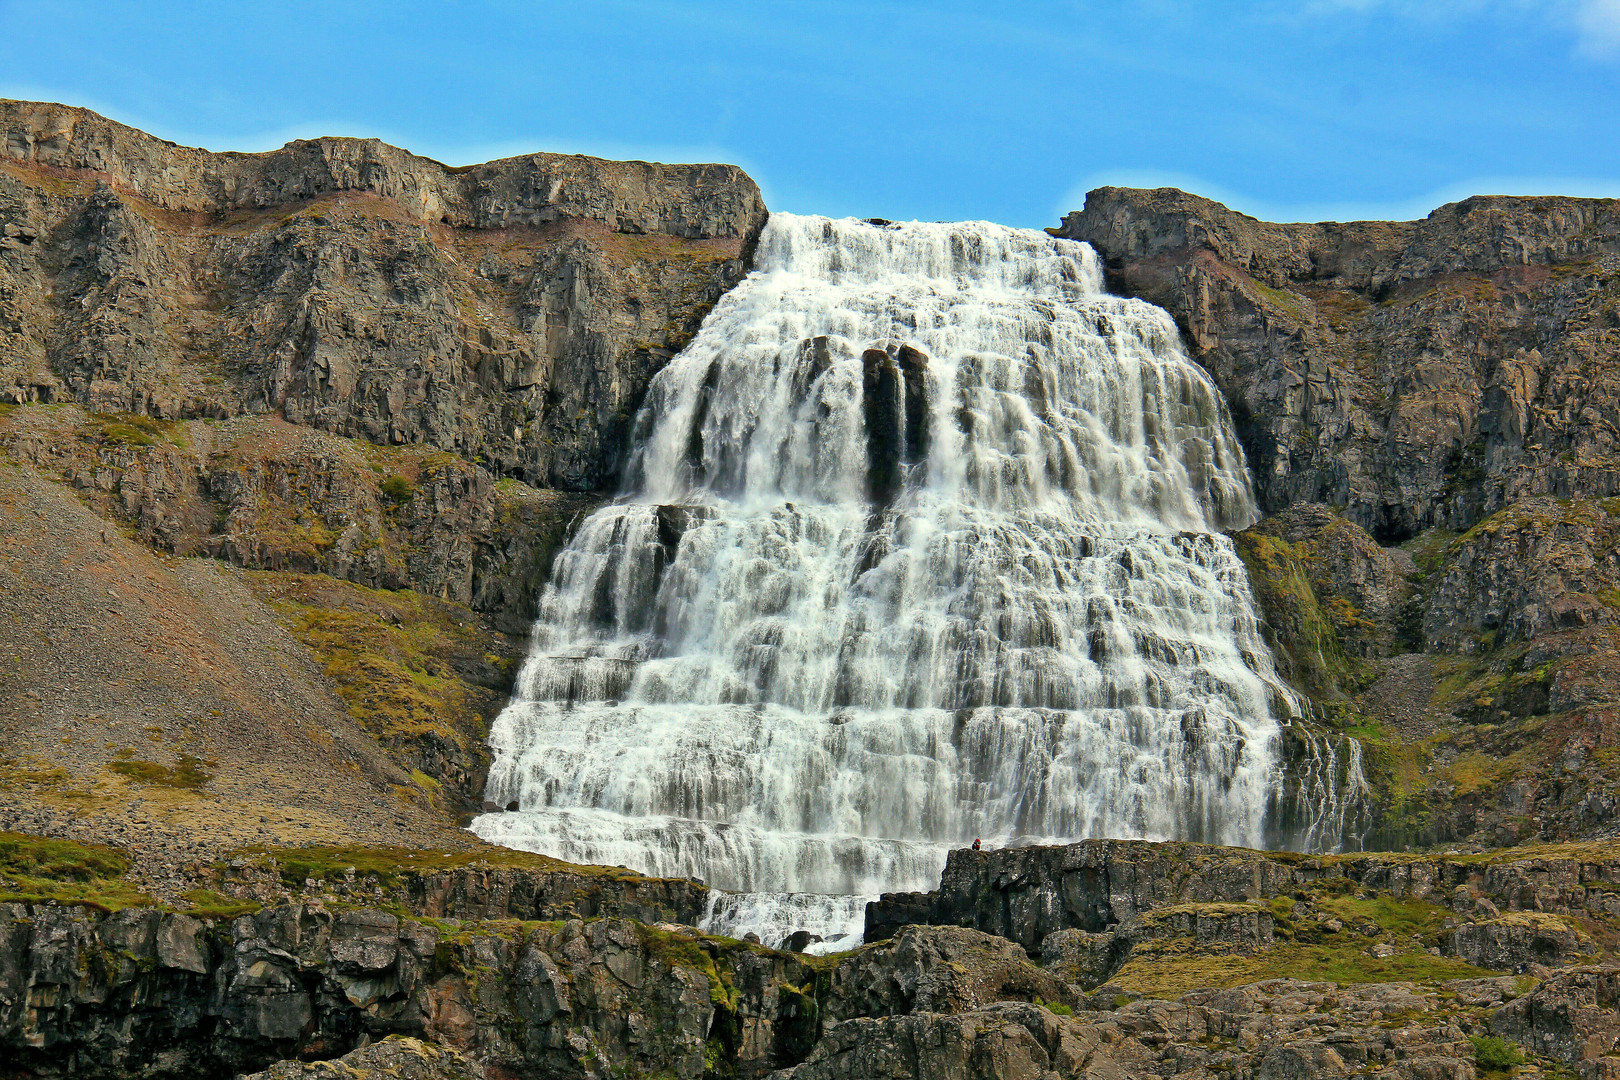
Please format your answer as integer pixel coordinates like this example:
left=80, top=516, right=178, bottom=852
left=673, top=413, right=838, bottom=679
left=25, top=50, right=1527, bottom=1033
left=472, top=213, right=1356, bottom=950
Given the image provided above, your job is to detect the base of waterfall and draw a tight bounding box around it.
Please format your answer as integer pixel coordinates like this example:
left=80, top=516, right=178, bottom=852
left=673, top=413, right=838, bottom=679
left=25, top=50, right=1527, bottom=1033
left=469, top=804, right=947, bottom=948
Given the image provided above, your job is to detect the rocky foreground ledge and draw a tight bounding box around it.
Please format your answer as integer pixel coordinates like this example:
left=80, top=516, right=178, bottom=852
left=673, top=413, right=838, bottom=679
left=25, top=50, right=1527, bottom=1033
left=869, top=839, right=1620, bottom=971
left=3, top=834, right=1620, bottom=1079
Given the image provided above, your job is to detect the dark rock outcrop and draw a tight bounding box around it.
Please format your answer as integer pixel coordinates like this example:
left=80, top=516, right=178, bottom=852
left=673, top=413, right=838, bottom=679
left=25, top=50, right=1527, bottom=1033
left=0, top=99, right=767, bottom=491
left=1444, top=913, right=1598, bottom=971
left=772, top=1002, right=1113, bottom=1080
left=239, top=1037, right=484, bottom=1080
left=1060, top=187, right=1620, bottom=543
left=208, top=856, right=713, bottom=928
left=1490, top=966, right=1620, bottom=1069
left=0, top=904, right=1079, bottom=1080
left=867, top=839, right=1620, bottom=958
left=0, top=405, right=595, bottom=630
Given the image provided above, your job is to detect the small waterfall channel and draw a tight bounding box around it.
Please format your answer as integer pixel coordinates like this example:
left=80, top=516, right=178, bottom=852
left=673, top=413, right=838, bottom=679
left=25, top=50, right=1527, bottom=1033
left=471, top=213, right=1366, bottom=951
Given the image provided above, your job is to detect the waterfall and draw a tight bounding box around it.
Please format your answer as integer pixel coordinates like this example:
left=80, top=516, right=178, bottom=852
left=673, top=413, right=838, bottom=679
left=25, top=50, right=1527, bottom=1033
left=471, top=213, right=1361, bottom=948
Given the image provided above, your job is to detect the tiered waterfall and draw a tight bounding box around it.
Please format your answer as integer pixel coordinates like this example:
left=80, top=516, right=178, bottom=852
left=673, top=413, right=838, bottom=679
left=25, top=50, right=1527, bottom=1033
left=472, top=213, right=1362, bottom=950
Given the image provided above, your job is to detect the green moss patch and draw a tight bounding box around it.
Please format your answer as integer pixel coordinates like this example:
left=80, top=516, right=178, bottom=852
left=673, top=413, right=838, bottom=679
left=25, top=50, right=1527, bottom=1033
left=179, top=888, right=262, bottom=919
left=107, top=754, right=215, bottom=789
left=87, top=412, right=182, bottom=448
left=0, top=832, right=153, bottom=912
left=1110, top=936, right=1490, bottom=998
left=247, top=572, right=514, bottom=805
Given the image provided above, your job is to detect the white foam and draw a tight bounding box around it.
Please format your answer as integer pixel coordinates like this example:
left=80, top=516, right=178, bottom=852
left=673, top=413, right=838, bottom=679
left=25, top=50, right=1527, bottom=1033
left=470, top=213, right=1362, bottom=946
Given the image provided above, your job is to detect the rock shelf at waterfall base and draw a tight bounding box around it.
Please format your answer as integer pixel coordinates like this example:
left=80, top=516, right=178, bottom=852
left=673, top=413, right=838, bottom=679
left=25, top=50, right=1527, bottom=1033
left=469, top=213, right=1367, bottom=949
left=3, top=833, right=1619, bottom=1080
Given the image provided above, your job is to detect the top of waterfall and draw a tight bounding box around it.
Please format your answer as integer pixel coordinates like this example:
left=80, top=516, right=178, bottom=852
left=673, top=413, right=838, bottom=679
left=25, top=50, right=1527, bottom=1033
left=757, top=213, right=1105, bottom=297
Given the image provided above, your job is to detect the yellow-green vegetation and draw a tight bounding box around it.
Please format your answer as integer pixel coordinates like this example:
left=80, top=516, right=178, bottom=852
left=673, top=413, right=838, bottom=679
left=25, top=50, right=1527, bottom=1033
left=1312, top=289, right=1372, bottom=331
left=1109, top=939, right=1490, bottom=997
left=1232, top=529, right=1371, bottom=697
left=1402, top=527, right=1461, bottom=580
left=597, top=230, right=737, bottom=267
left=247, top=573, right=512, bottom=799
left=639, top=922, right=744, bottom=1008
left=0, top=757, right=73, bottom=789
left=180, top=888, right=262, bottom=919
left=107, top=753, right=215, bottom=789
left=0, top=832, right=153, bottom=911
left=1471, top=1035, right=1525, bottom=1074
left=87, top=411, right=182, bottom=448
left=1110, top=893, right=1490, bottom=997
left=379, top=474, right=416, bottom=505
left=1245, top=279, right=1307, bottom=321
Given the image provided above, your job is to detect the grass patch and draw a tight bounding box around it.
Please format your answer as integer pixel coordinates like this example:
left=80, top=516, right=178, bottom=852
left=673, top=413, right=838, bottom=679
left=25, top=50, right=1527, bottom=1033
left=107, top=754, right=215, bottom=789
left=89, top=412, right=180, bottom=448
left=379, top=475, right=415, bottom=505
left=247, top=573, right=509, bottom=776
left=1109, top=938, right=1491, bottom=998
left=180, top=888, right=262, bottom=920
left=1471, top=1034, right=1524, bottom=1073
left=1310, top=895, right=1452, bottom=943
left=0, top=832, right=152, bottom=911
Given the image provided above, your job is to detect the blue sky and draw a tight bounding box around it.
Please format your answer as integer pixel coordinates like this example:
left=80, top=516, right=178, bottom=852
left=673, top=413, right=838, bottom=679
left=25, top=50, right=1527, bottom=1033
left=2, top=0, right=1617, bottom=226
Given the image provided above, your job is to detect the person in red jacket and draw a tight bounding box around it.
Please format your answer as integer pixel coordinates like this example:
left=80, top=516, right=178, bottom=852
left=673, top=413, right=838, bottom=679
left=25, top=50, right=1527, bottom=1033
left=971, top=837, right=981, bottom=851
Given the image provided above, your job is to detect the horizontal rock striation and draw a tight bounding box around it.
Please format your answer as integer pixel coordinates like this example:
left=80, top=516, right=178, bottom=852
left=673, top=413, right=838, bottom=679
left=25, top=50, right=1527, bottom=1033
left=1060, top=187, right=1620, bottom=542
left=0, top=100, right=767, bottom=491
left=207, top=856, right=713, bottom=927
left=866, top=840, right=1620, bottom=956
left=0, top=405, right=595, bottom=629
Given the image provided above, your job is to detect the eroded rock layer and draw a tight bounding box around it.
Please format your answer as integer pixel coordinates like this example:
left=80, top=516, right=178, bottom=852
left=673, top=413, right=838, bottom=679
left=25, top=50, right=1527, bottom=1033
left=0, top=99, right=766, bottom=491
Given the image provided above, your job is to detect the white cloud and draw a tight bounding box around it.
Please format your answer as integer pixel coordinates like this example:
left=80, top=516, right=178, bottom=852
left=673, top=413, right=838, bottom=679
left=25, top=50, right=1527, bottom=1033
left=1574, top=0, right=1620, bottom=54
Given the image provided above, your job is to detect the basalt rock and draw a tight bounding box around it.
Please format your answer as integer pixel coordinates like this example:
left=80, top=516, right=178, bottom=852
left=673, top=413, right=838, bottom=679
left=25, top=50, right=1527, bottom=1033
left=1443, top=913, right=1599, bottom=972
left=1489, top=966, right=1620, bottom=1069
left=0, top=904, right=1088, bottom=1080
left=238, top=1036, right=485, bottom=1080
left=821, top=925, right=1076, bottom=1023
left=0, top=100, right=767, bottom=492
left=0, top=405, right=597, bottom=630
left=771, top=1002, right=1117, bottom=1080
left=205, top=857, right=713, bottom=927
left=867, top=840, right=1620, bottom=959
left=1060, top=187, right=1620, bottom=543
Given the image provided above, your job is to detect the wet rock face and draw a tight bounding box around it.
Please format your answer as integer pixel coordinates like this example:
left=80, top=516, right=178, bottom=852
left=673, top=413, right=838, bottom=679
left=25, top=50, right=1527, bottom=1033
left=1060, top=187, right=1620, bottom=542
left=0, top=100, right=767, bottom=492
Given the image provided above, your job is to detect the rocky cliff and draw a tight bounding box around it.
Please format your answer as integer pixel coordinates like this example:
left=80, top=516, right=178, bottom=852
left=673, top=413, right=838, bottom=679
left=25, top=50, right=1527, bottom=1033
left=1060, top=187, right=1620, bottom=542
left=0, top=99, right=766, bottom=491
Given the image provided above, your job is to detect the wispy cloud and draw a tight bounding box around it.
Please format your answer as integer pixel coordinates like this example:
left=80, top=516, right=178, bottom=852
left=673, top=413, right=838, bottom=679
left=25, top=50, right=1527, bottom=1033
left=1574, top=0, right=1620, bottom=53
left=1302, top=0, right=1620, bottom=56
